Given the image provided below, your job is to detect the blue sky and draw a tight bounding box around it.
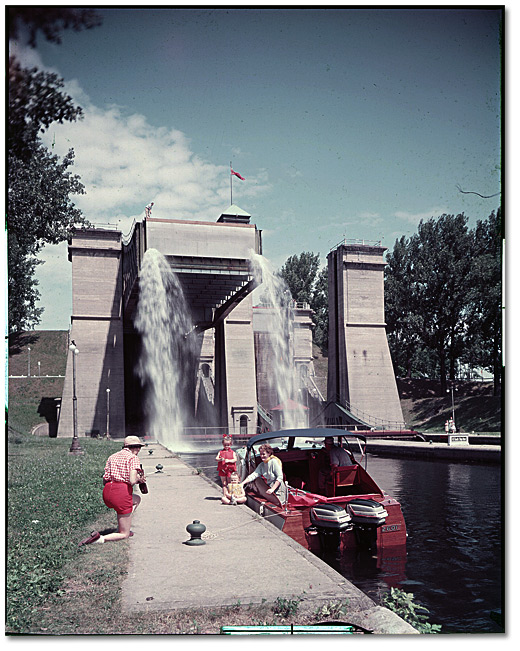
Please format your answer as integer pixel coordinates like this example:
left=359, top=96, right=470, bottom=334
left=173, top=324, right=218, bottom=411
left=9, top=5, right=503, bottom=331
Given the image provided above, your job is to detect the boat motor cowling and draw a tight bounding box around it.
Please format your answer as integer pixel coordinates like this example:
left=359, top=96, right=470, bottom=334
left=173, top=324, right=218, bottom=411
left=309, top=502, right=352, bottom=552
left=347, top=499, right=388, bottom=528
left=309, top=503, right=352, bottom=532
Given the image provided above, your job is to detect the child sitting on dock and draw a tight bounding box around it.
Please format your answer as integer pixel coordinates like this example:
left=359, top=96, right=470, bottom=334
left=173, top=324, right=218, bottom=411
left=221, top=472, right=247, bottom=505
left=216, top=435, right=237, bottom=492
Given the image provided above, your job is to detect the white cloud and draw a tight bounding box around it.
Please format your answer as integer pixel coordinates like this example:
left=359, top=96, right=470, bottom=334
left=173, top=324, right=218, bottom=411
left=394, top=207, right=448, bottom=225
left=10, top=43, right=273, bottom=329
left=39, top=100, right=271, bottom=235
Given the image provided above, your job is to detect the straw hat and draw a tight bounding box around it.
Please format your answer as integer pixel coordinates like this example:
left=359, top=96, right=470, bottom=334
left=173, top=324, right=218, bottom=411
left=123, top=435, right=145, bottom=448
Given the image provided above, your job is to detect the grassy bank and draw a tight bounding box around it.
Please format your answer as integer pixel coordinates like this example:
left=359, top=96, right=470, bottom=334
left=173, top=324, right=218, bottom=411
left=397, top=378, right=502, bottom=432
left=8, top=330, right=68, bottom=435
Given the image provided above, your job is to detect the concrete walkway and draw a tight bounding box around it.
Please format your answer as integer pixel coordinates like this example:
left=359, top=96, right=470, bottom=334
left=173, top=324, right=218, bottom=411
left=121, top=442, right=417, bottom=634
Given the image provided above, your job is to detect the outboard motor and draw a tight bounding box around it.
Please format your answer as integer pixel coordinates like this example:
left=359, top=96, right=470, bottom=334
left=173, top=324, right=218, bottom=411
left=347, top=499, right=388, bottom=549
left=309, top=503, right=352, bottom=552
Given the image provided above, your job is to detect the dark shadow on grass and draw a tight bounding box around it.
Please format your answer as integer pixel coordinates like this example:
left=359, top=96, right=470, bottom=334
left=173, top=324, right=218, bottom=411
left=9, top=332, right=40, bottom=356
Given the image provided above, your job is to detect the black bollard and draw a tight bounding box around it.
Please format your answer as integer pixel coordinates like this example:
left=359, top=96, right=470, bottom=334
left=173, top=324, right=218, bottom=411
left=184, top=520, right=206, bottom=546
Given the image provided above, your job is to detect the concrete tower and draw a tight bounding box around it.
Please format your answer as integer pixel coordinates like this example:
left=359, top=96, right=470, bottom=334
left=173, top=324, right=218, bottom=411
left=326, top=242, right=404, bottom=429
left=57, top=229, right=126, bottom=438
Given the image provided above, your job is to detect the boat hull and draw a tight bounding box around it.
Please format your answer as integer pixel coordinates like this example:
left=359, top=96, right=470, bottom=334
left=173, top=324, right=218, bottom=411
left=246, top=492, right=406, bottom=553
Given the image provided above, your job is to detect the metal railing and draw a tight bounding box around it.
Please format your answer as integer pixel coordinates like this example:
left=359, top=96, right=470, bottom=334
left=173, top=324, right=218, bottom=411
left=329, top=394, right=407, bottom=431
left=181, top=426, right=253, bottom=443
left=329, top=237, right=383, bottom=252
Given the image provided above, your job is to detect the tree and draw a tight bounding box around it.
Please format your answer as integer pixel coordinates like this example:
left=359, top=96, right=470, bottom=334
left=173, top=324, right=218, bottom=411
left=311, top=266, right=329, bottom=354
left=409, top=214, right=474, bottom=393
left=8, top=7, right=102, bottom=47
left=384, top=236, right=428, bottom=377
left=280, top=252, right=320, bottom=304
left=8, top=59, right=88, bottom=333
left=279, top=252, right=329, bottom=354
left=385, top=215, right=474, bottom=393
left=7, top=9, right=101, bottom=333
left=464, top=208, right=502, bottom=394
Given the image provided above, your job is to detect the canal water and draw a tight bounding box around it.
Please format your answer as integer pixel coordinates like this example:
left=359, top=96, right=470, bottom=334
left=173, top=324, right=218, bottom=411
left=178, top=449, right=503, bottom=633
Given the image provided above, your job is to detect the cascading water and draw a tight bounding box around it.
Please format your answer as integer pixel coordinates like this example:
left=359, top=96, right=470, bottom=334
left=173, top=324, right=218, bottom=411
left=249, top=250, right=305, bottom=429
left=134, top=248, right=197, bottom=451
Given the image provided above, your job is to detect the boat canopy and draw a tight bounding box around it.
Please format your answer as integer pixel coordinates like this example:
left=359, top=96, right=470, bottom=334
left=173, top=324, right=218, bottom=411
left=246, top=428, right=367, bottom=451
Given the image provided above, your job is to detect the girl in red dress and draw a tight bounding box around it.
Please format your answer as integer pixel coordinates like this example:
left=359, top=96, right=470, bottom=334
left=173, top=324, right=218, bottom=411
left=216, top=435, right=237, bottom=492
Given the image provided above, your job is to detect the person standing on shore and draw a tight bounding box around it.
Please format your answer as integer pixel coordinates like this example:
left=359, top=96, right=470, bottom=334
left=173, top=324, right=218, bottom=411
left=79, top=436, right=147, bottom=546
left=216, top=435, right=237, bottom=493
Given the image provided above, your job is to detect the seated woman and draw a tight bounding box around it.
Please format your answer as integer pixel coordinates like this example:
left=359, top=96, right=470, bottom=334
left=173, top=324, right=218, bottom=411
left=240, top=443, right=288, bottom=504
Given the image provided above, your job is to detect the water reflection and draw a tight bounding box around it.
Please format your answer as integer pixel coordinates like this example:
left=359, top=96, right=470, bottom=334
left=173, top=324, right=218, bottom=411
left=178, top=450, right=503, bottom=633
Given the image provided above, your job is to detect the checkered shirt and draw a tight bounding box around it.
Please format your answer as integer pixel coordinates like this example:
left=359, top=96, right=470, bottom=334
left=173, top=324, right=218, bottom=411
left=103, top=448, right=141, bottom=483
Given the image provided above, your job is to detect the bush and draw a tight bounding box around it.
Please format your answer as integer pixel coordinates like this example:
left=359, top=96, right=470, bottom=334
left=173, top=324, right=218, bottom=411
left=381, top=587, right=441, bottom=634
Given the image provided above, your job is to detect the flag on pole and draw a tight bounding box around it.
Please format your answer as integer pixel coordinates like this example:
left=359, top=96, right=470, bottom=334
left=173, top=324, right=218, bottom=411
left=231, top=168, right=245, bottom=181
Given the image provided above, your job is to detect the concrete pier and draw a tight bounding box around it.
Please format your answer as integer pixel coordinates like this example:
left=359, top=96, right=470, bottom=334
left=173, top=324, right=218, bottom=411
left=121, top=442, right=417, bottom=634
left=366, top=438, right=501, bottom=464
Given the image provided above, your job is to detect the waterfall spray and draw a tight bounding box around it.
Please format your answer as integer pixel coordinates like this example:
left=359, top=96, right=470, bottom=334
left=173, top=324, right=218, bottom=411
left=249, top=250, right=305, bottom=429
left=134, top=248, right=197, bottom=451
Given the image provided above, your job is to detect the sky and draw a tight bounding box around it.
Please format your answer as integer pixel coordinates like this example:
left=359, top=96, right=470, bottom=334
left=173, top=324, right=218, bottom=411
left=8, top=4, right=503, bottom=331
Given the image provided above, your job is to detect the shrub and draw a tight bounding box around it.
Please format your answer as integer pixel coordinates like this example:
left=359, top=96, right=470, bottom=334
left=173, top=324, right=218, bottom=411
left=381, top=587, right=441, bottom=634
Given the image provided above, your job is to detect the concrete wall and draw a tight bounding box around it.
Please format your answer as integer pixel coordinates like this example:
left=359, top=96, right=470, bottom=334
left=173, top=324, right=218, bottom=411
left=327, top=244, right=404, bottom=428
left=58, top=230, right=126, bottom=438
left=145, top=218, right=257, bottom=259
left=219, top=295, right=257, bottom=435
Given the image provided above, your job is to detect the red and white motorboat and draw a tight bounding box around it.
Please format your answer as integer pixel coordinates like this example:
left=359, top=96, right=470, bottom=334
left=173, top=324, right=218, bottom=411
left=237, top=428, right=407, bottom=556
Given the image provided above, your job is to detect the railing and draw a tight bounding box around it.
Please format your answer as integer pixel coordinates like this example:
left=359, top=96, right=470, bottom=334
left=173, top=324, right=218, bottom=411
left=257, top=403, right=273, bottom=425
left=182, top=426, right=252, bottom=443
left=122, top=221, right=141, bottom=311
left=329, top=237, right=383, bottom=252
left=330, top=394, right=407, bottom=431
left=304, top=374, right=325, bottom=402
left=200, top=373, right=215, bottom=403
left=122, top=218, right=137, bottom=245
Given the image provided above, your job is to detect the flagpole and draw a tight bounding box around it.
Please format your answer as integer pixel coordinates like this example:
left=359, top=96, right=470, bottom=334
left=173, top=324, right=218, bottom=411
left=230, top=161, right=233, bottom=205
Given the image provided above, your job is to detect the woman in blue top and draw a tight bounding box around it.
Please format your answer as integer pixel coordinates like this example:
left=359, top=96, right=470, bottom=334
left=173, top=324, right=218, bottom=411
left=241, top=443, right=287, bottom=504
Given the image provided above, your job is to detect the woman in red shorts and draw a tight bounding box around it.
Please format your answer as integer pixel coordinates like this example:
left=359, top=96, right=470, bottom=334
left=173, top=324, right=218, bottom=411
left=79, top=436, right=147, bottom=545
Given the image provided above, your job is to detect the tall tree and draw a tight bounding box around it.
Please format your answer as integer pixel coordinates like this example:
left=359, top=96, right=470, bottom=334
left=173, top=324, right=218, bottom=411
left=384, top=236, right=428, bottom=377
left=280, top=252, right=320, bottom=304
left=409, top=214, right=474, bottom=393
left=464, top=208, right=502, bottom=394
left=311, top=266, right=329, bottom=354
left=8, top=58, right=87, bottom=333
left=385, top=214, right=474, bottom=393
left=7, top=9, right=101, bottom=333
left=279, top=252, right=329, bottom=354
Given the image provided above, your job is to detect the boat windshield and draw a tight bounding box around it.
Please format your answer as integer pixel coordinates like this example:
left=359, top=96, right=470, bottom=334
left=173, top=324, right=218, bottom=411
left=249, top=434, right=367, bottom=467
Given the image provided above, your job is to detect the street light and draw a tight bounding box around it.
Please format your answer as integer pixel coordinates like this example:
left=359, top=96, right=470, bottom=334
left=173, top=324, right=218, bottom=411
left=68, top=341, right=83, bottom=455
left=106, top=388, right=111, bottom=439
left=446, top=381, right=458, bottom=429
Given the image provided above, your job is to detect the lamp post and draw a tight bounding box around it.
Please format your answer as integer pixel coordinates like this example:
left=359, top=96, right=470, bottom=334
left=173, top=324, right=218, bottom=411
left=106, top=388, right=111, bottom=439
left=27, top=347, right=31, bottom=377
left=446, top=381, right=457, bottom=429
left=68, top=341, right=83, bottom=455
